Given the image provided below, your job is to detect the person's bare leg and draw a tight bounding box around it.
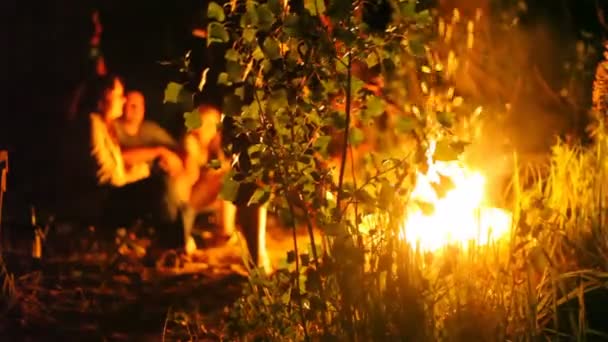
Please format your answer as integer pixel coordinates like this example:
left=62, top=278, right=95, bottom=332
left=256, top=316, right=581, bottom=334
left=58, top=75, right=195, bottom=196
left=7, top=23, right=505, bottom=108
left=237, top=204, right=270, bottom=273
left=257, top=205, right=270, bottom=273
left=181, top=205, right=197, bottom=255
left=221, top=200, right=237, bottom=237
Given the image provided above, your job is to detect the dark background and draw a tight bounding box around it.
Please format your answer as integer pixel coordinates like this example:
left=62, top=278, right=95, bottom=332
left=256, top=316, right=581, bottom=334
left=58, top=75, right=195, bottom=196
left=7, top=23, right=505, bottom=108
left=1, top=0, right=209, bottom=220
left=0, top=0, right=607, bottom=222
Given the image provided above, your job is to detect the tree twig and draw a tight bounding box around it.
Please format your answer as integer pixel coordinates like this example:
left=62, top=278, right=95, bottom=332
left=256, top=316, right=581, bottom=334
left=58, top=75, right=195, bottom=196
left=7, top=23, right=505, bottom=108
left=336, top=52, right=353, bottom=213
left=286, top=198, right=310, bottom=341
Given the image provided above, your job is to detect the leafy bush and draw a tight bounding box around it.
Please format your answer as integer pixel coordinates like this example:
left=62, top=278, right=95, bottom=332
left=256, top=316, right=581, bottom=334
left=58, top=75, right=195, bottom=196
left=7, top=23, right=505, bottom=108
left=172, top=0, right=608, bottom=340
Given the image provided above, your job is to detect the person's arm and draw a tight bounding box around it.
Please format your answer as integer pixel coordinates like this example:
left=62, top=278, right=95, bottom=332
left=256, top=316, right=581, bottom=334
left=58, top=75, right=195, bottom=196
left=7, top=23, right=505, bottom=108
left=180, top=134, right=203, bottom=184
left=207, top=134, right=230, bottom=173
left=90, top=114, right=128, bottom=186
left=121, top=146, right=164, bottom=166
left=157, top=148, right=184, bottom=176
left=143, top=122, right=179, bottom=150
left=124, top=162, right=151, bottom=183
left=90, top=114, right=150, bottom=186
left=168, top=135, right=201, bottom=204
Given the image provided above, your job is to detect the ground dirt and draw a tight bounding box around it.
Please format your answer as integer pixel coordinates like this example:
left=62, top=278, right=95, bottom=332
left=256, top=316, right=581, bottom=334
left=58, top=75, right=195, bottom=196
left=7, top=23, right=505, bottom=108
left=0, top=217, right=317, bottom=341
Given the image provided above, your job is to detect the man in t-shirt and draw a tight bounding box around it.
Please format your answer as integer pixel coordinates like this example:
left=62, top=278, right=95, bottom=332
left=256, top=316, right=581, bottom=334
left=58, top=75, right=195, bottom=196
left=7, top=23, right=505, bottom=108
left=112, top=89, right=188, bottom=250
left=115, top=90, right=178, bottom=151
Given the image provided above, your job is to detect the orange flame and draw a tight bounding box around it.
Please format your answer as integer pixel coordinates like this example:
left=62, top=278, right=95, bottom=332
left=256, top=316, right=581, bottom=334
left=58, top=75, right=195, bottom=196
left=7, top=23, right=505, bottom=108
left=401, top=142, right=512, bottom=252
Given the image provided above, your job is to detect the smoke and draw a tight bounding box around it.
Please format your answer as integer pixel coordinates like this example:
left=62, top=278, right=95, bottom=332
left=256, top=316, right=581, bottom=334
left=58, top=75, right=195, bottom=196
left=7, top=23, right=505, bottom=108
left=429, top=0, right=606, bottom=204
left=438, top=2, right=598, bottom=151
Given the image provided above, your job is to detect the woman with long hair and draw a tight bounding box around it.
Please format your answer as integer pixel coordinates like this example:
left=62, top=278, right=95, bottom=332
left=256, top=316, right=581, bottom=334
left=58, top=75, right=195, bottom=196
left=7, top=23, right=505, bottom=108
left=85, top=74, right=186, bottom=250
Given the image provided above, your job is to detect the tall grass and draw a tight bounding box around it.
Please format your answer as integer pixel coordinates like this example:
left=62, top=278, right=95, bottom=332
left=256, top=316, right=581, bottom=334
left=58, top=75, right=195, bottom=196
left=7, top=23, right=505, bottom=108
left=224, top=10, right=608, bottom=339
left=413, top=133, right=608, bottom=341
left=417, top=130, right=608, bottom=341
left=225, top=132, right=608, bottom=341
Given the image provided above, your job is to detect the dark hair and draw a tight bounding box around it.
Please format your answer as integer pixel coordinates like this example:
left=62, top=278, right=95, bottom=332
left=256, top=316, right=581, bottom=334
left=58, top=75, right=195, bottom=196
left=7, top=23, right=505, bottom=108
left=78, top=73, right=124, bottom=115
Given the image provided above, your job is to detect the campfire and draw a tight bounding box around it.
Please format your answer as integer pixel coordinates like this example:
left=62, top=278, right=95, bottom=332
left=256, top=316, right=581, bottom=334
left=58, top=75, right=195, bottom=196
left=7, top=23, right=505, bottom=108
left=401, top=141, right=512, bottom=252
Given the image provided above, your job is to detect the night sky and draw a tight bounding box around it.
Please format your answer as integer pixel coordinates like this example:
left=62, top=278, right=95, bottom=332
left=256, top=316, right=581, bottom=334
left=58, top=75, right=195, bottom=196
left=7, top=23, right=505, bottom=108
left=1, top=0, right=607, bottom=219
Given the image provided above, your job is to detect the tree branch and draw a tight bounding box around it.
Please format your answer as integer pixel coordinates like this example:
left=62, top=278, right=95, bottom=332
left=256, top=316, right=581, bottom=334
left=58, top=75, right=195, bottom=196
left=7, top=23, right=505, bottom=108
left=336, top=51, right=353, bottom=213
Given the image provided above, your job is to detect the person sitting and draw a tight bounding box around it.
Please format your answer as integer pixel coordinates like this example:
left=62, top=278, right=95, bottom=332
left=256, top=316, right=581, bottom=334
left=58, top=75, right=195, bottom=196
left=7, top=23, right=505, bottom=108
left=115, top=90, right=178, bottom=151
left=85, top=74, right=186, bottom=250
left=171, top=104, right=269, bottom=271
left=199, top=105, right=270, bottom=272
left=171, top=104, right=237, bottom=253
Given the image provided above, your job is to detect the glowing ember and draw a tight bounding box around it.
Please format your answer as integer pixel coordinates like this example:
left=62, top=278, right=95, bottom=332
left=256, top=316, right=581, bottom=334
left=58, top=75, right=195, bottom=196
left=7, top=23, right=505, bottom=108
left=401, top=143, right=512, bottom=252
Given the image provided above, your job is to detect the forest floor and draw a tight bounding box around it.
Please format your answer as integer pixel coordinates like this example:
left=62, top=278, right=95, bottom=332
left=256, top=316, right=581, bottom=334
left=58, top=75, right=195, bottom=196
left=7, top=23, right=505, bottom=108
left=0, top=216, right=312, bottom=341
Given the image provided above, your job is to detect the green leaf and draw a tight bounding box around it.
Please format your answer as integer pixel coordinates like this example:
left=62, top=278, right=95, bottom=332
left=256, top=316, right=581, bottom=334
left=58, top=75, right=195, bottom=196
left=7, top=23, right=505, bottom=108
left=416, top=9, right=432, bottom=25
left=334, top=27, right=357, bottom=46
left=321, top=79, right=339, bottom=94
left=304, top=0, right=326, bottom=15
left=217, top=72, right=231, bottom=85
left=287, top=250, right=296, bottom=263
left=208, top=159, right=222, bottom=169
left=257, top=4, right=276, bottom=32
left=437, top=112, right=455, bottom=128
left=409, top=39, right=425, bottom=57
left=222, top=94, right=243, bottom=116
left=349, top=127, right=365, bottom=146
left=243, top=28, right=257, bottom=43
left=298, top=153, right=313, bottom=165
left=415, top=200, right=435, bottom=215
left=431, top=173, right=455, bottom=199
left=379, top=179, right=395, bottom=208
left=280, top=288, right=291, bottom=303
left=364, top=95, right=384, bottom=118
left=235, top=86, right=245, bottom=100
left=401, top=0, right=416, bottom=17
left=396, top=116, right=416, bottom=133
left=247, top=143, right=264, bottom=158
left=313, top=135, right=332, bottom=157
left=243, top=102, right=262, bottom=121
left=267, top=0, right=282, bottom=14
left=451, top=141, right=469, bottom=153
left=354, top=188, right=375, bottom=205
left=252, top=46, right=265, bottom=61
left=351, top=77, right=365, bottom=96
left=366, top=53, right=379, bottom=68
left=207, top=2, right=225, bottom=22
left=302, top=182, right=316, bottom=195
left=240, top=8, right=259, bottom=28
left=226, top=61, right=243, bottom=81
left=327, top=0, right=352, bottom=21
left=297, top=161, right=310, bottom=172
left=248, top=186, right=271, bottom=205
left=164, top=82, right=183, bottom=104
left=260, top=60, right=272, bottom=75
left=207, top=22, right=230, bottom=45
left=279, top=208, right=295, bottom=227
left=326, top=111, right=347, bottom=129
left=433, top=140, right=466, bottom=162
left=300, top=253, right=310, bottom=266
left=284, top=14, right=300, bottom=36
left=263, top=37, right=281, bottom=60
left=268, top=88, right=289, bottom=112
left=336, top=54, right=348, bottom=73
left=220, top=171, right=240, bottom=202
left=184, top=111, right=202, bottom=130
left=323, top=222, right=347, bottom=237
left=224, top=48, right=240, bottom=62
